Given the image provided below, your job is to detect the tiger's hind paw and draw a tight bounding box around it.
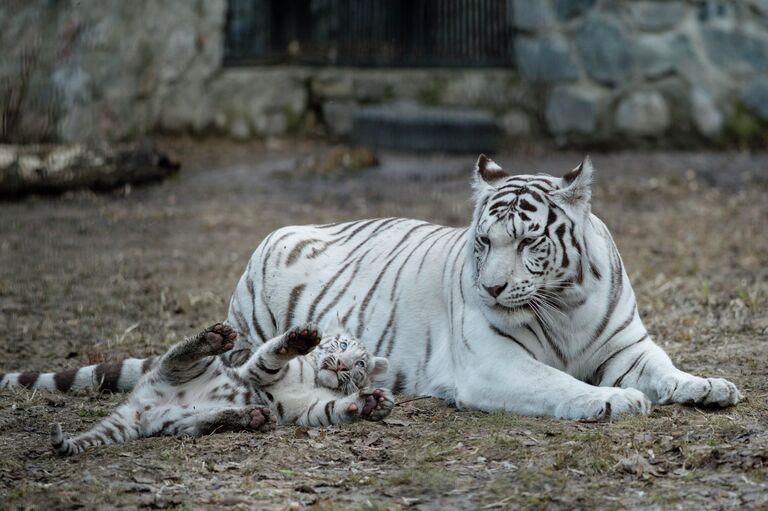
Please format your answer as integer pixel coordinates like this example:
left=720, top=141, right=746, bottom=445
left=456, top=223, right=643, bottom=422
left=280, top=323, right=322, bottom=356
left=248, top=406, right=277, bottom=433
left=359, top=388, right=395, bottom=421
left=200, top=323, right=237, bottom=356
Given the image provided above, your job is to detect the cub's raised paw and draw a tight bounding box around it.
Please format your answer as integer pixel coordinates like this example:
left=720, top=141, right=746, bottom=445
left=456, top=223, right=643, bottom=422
left=280, top=323, right=321, bottom=356
left=202, top=323, right=237, bottom=355
left=248, top=406, right=277, bottom=433
left=658, top=375, right=742, bottom=408
left=359, top=388, right=395, bottom=421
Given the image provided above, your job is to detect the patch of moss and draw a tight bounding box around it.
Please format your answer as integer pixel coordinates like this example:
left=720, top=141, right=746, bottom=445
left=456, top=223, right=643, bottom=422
left=721, top=103, right=768, bottom=149
left=283, top=106, right=305, bottom=135
left=77, top=407, right=108, bottom=418
left=417, top=79, right=447, bottom=106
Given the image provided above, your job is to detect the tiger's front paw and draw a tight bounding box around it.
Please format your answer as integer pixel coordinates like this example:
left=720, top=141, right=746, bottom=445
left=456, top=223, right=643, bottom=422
left=657, top=375, right=741, bottom=408
left=359, top=388, right=395, bottom=421
left=556, top=388, right=652, bottom=420
left=280, top=323, right=322, bottom=356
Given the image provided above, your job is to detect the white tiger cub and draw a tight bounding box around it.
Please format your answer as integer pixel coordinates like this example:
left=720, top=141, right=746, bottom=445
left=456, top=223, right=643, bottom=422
left=51, top=321, right=393, bottom=456
left=224, top=155, right=742, bottom=420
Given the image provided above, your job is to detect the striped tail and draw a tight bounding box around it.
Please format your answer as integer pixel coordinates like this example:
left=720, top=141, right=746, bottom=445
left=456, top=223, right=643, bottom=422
left=51, top=422, right=81, bottom=456
left=51, top=413, right=140, bottom=456
left=1, top=357, right=158, bottom=393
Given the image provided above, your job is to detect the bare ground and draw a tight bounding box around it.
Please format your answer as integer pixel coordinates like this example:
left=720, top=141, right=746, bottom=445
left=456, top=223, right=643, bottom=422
left=1, top=140, right=766, bottom=510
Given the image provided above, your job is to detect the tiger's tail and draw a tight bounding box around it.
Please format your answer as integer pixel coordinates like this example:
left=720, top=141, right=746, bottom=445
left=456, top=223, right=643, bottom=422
left=0, top=357, right=158, bottom=393
left=51, top=406, right=140, bottom=456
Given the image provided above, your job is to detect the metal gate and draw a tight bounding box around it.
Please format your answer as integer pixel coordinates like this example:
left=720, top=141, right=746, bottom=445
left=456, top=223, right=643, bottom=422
left=224, top=0, right=515, bottom=67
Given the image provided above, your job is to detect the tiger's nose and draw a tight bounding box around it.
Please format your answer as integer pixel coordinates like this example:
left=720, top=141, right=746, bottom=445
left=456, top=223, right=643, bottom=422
left=484, top=283, right=508, bottom=298
left=336, top=360, right=348, bottom=372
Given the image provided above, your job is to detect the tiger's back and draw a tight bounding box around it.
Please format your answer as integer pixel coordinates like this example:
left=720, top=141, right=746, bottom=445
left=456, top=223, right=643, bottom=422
left=227, top=219, right=464, bottom=399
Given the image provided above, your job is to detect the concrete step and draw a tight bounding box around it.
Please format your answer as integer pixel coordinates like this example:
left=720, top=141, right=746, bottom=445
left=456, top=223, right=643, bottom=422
left=350, top=104, right=497, bottom=153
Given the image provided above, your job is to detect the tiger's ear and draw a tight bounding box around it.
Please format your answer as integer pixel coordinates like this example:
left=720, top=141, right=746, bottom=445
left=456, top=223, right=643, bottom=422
left=473, top=154, right=510, bottom=191
left=553, top=156, right=593, bottom=208
left=370, top=357, right=389, bottom=380
left=321, top=312, right=345, bottom=336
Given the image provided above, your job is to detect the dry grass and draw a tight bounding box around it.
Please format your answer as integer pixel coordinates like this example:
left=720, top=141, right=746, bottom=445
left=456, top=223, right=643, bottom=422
left=1, top=140, right=766, bottom=510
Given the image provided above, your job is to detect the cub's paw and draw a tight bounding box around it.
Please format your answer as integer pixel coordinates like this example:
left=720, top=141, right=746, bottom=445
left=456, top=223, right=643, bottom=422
left=556, top=388, right=652, bottom=421
left=280, top=323, right=322, bottom=356
left=201, top=323, right=237, bottom=355
left=247, top=406, right=277, bottom=433
left=359, top=388, right=395, bottom=421
left=657, top=375, right=742, bottom=408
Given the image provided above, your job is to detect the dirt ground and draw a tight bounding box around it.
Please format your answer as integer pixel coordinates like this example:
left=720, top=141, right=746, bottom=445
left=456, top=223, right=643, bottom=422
left=1, top=139, right=766, bottom=510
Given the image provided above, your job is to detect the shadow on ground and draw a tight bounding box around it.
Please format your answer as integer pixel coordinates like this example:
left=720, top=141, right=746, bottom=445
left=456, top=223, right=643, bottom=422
left=1, top=140, right=766, bottom=510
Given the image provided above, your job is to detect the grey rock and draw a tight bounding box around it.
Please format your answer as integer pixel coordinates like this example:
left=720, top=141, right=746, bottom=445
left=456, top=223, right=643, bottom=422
left=691, top=88, right=723, bottom=137
left=629, top=1, right=687, bottom=32
left=633, top=32, right=695, bottom=79
left=747, top=0, right=768, bottom=19
left=229, top=118, right=251, bottom=140
left=312, top=71, right=354, bottom=100
left=354, top=76, right=393, bottom=102
left=512, top=0, right=555, bottom=30
left=442, top=71, right=528, bottom=109
left=740, top=77, right=768, bottom=121
left=577, top=17, right=633, bottom=85
left=545, top=85, right=603, bottom=135
left=615, top=91, right=671, bottom=136
left=500, top=108, right=532, bottom=137
left=322, top=100, right=358, bottom=136
left=553, top=0, right=596, bottom=20
left=702, top=26, right=768, bottom=74
left=208, top=69, right=308, bottom=137
left=515, top=35, right=580, bottom=82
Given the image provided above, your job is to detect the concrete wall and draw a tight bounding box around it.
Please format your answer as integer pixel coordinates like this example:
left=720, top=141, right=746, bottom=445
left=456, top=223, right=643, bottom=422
left=3, top=0, right=768, bottom=147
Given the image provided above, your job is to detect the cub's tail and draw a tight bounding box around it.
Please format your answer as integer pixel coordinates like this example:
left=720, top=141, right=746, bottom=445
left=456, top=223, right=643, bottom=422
left=51, top=412, right=140, bottom=456
left=50, top=422, right=81, bottom=456
left=1, top=357, right=158, bottom=393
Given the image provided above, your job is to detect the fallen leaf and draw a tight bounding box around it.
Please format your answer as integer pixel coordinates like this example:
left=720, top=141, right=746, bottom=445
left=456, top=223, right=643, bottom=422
left=618, top=454, right=665, bottom=478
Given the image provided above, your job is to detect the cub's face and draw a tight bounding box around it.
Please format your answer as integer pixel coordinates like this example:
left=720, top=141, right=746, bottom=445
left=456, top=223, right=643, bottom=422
left=312, top=332, right=389, bottom=395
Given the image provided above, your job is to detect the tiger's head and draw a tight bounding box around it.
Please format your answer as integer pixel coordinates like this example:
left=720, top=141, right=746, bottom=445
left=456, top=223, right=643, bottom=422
left=470, top=154, right=593, bottom=327
left=312, top=317, right=389, bottom=395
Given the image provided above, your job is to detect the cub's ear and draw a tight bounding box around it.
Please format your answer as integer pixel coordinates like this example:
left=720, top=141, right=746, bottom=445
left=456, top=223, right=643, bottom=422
left=321, top=312, right=345, bottom=336
left=553, top=156, right=594, bottom=208
left=473, top=154, right=510, bottom=190
left=370, top=357, right=389, bottom=380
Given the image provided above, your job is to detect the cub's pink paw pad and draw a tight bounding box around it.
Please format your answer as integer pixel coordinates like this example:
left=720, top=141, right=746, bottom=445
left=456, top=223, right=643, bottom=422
left=248, top=407, right=276, bottom=433
left=359, top=389, right=394, bottom=421
left=204, top=323, right=237, bottom=354
left=281, top=323, right=322, bottom=355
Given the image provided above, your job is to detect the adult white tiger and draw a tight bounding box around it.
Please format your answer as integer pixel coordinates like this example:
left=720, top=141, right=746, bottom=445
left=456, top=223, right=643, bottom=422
left=224, top=155, right=741, bottom=419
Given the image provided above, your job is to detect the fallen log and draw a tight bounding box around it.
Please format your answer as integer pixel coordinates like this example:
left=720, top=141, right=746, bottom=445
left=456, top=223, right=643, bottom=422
left=0, top=142, right=180, bottom=198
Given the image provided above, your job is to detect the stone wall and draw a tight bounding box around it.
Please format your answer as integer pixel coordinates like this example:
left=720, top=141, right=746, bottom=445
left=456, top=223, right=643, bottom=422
left=3, top=0, right=768, bottom=147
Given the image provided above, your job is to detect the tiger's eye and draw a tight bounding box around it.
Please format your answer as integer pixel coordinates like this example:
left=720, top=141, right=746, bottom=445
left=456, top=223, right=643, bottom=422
left=518, top=238, right=534, bottom=251
left=339, top=342, right=348, bottom=350
left=355, top=360, right=365, bottom=368
left=477, top=235, right=490, bottom=245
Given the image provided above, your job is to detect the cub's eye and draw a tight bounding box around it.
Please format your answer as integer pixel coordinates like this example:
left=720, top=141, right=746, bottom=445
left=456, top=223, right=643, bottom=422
left=339, top=341, right=348, bottom=350
left=355, top=360, right=366, bottom=369
left=477, top=235, right=490, bottom=245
